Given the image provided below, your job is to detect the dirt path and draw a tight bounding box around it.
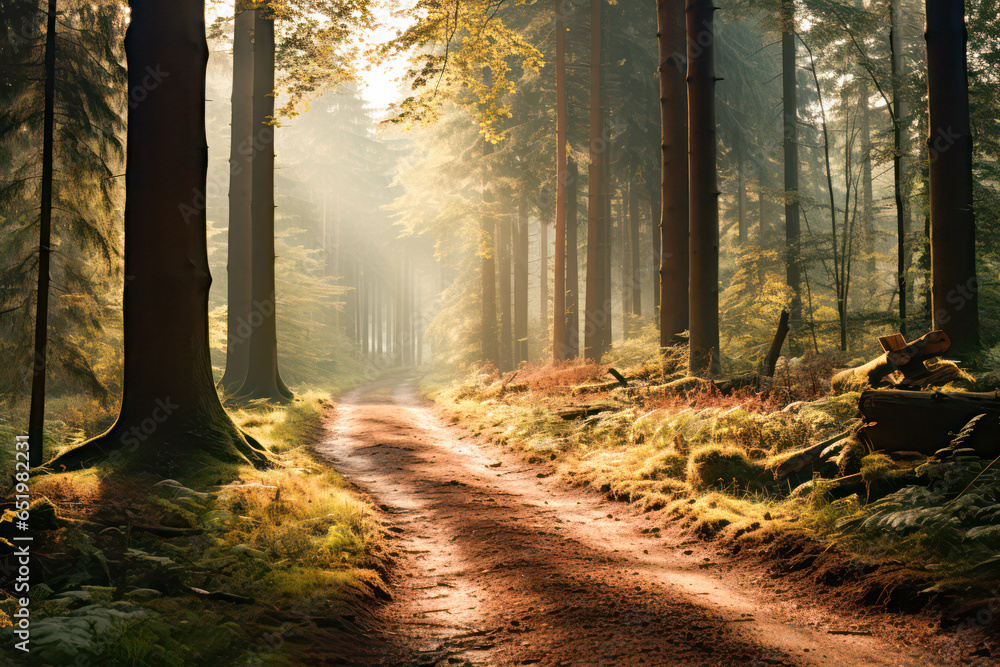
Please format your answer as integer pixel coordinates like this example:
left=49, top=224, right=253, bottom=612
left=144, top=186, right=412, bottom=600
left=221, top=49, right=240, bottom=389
left=311, top=377, right=973, bottom=666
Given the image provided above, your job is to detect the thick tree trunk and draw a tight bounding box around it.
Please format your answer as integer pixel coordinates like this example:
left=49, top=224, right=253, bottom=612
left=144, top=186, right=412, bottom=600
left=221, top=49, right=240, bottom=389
left=219, top=8, right=254, bottom=395
left=28, top=0, right=57, bottom=467
left=859, top=390, right=1000, bottom=458
left=515, top=194, right=529, bottom=365
left=687, top=0, right=721, bottom=377
left=657, top=0, right=689, bottom=348
left=553, top=0, right=568, bottom=361
left=602, top=118, right=613, bottom=350
left=629, top=181, right=641, bottom=318
left=781, top=0, right=801, bottom=323
left=238, top=11, right=291, bottom=402
left=925, top=0, right=978, bottom=355
left=499, top=197, right=513, bottom=371
left=48, top=0, right=269, bottom=471
left=566, top=159, right=580, bottom=359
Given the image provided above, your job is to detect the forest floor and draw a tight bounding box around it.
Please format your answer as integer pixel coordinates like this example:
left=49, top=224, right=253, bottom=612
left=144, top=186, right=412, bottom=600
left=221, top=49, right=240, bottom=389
left=307, top=376, right=995, bottom=667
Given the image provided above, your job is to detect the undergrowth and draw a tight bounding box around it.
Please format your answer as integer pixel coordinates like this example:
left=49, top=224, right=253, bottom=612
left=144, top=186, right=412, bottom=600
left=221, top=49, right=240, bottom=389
left=430, top=346, right=1000, bottom=594
left=0, top=394, right=385, bottom=666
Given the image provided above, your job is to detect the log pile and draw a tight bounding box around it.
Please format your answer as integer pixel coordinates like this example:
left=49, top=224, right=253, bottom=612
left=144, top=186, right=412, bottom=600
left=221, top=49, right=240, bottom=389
left=831, top=330, right=953, bottom=392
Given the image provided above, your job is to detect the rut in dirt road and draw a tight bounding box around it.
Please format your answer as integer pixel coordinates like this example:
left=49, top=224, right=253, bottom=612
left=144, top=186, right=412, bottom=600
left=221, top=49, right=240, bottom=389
left=308, top=377, right=960, bottom=667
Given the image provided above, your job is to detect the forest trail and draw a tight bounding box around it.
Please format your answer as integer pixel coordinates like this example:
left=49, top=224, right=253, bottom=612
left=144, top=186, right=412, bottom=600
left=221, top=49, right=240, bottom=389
left=311, top=377, right=960, bottom=666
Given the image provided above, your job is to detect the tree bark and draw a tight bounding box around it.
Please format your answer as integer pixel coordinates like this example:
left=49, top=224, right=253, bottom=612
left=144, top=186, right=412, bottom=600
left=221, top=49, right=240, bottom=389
left=687, top=0, right=721, bottom=377
left=890, top=0, right=911, bottom=334
left=584, top=0, right=605, bottom=361
left=657, top=0, right=689, bottom=348
left=649, top=183, right=660, bottom=316
left=540, top=219, right=549, bottom=339
left=515, top=194, right=530, bottom=365
left=499, top=197, right=513, bottom=371
left=28, top=0, right=57, bottom=467
left=48, top=0, right=270, bottom=471
left=219, top=8, right=254, bottom=395
left=237, top=10, right=291, bottom=402
left=566, top=159, right=580, bottom=358
left=629, top=180, right=642, bottom=318
left=481, top=70, right=499, bottom=368
left=925, top=0, right=979, bottom=355
left=781, top=0, right=801, bottom=323
left=553, top=0, right=568, bottom=361
left=736, top=155, right=747, bottom=246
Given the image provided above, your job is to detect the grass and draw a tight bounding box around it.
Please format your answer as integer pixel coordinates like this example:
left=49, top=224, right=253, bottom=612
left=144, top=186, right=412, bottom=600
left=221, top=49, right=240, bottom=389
left=0, top=393, right=386, bottom=666
left=427, top=342, right=1000, bottom=594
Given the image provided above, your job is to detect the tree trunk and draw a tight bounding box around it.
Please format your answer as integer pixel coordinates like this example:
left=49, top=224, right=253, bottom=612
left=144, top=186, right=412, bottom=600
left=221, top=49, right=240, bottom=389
left=860, top=80, right=876, bottom=290
left=515, top=194, right=530, bottom=365
left=781, top=0, right=801, bottom=323
left=219, top=7, right=254, bottom=396
left=657, top=0, right=689, bottom=348
left=238, top=10, right=291, bottom=402
left=687, top=0, right=721, bottom=377
left=28, top=0, right=57, bottom=467
left=584, top=0, right=605, bottom=361
left=925, top=0, right=979, bottom=355
left=566, top=159, right=580, bottom=358
left=540, top=219, right=549, bottom=339
left=499, top=196, right=513, bottom=371
left=375, top=284, right=382, bottom=360
left=736, top=156, right=747, bottom=246
left=481, top=75, right=499, bottom=368
left=620, top=190, right=630, bottom=335
left=649, top=184, right=660, bottom=316
left=889, top=0, right=910, bottom=334
left=553, top=0, right=568, bottom=361
left=602, top=115, right=613, bottom=350
left=48, top=0, right=269, bottom=470
left=629, top=181, right=642, bottom=318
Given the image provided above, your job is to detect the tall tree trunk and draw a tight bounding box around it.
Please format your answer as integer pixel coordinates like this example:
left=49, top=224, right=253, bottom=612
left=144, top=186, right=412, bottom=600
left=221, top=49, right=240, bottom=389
left=620, top=190, right=630, bottom=335
left=925, top=0, right=979, bottom=355
left=630, top=181, right=642, bottom=318
left=566, top=159, right=580, bottom=358
left=515, top=194, right=529, bottom=365
left=481, top=70, right=499, bottom=368
left=687, top=0, right=721, bottom=376
left=373, top=284, right=385, bottom=363
left=860, top=81, right=875, bottom=288
left=602, top=117, right=613, bottom=349
left=781, top=0, right=802, bottom=323
left=649, top=183, right=660, bottom=315
left=238, top=10, right=291, bottom=402
left=540, top=220, right=549, bottom=338
left=360, top=267, right=370, bottom=359
left=219, top=7, right=254, bottom=395
left=737, top=156, right=747, bottom=245
left=553, top=0, right=569, bottom=361
left=890, top=0, right=911, bottom=334
left=28, top=0, right=57, bottom=467
left=584, top=0, right=605, bottom=361
left=49, top=0, right=269, bottom=470
left=657, top=0, right=689, bottom=348
left=499, top=197, right=513, bottom=371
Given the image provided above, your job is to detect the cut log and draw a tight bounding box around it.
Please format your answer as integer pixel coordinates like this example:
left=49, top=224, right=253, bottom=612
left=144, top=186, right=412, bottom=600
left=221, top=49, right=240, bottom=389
left=759, top=309, right=790, bottom=377
left=857, top=389, right=1000, bottom=458
left=831, top=330, right=951, bottom=391
left=715, top=372, right=763, bottom=396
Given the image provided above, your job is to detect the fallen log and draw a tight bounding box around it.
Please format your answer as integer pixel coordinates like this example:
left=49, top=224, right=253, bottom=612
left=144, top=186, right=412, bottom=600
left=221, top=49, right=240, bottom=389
left=554, top=405, right=613, bottom=420
left=857, top=389, right=1000, bottom=458
left=831, top=330, right=951, bottom=391
left=773, top=430, right=854, bottom=482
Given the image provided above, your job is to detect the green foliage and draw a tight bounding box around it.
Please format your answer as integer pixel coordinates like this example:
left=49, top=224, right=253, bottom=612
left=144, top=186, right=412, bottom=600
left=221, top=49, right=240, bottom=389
left=686, top=445, right=768, bottom=493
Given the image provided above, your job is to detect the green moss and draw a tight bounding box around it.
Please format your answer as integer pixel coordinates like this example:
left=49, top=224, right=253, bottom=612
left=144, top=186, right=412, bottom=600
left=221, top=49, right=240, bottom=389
left=687, top=446, right=767, bottom=493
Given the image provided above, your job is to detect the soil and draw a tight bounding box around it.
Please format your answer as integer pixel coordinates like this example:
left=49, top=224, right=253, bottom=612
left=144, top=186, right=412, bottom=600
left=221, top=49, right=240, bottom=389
left=305, top=376, right=998, bottom=666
